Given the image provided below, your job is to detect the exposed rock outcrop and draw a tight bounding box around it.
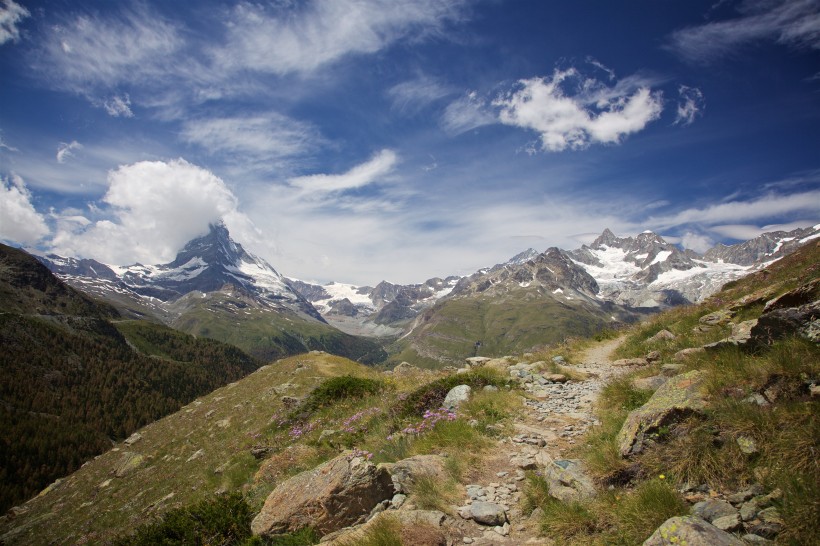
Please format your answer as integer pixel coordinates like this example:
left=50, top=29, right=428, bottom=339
left=617, top=370, right=707, bottom=457
left=251, top=453, right=394, bottom=537
left=643, top=515, right=744, bottom=545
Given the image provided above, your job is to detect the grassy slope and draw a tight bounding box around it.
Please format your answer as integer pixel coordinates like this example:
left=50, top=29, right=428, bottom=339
left=541, top=241, right=820, bottom=545
left=390, top=290, right=616, bottom=367
left=170, top=294, right=388, bottom=365
left=0, top=354, right=383, bottom=544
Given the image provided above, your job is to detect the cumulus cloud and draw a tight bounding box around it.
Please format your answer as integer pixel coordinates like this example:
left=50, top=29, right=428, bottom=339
left=441, top=91, right=497, bottom=135
left=0, top=0, right=29, bottom=45
left=493, top=68, right=664, bottom=151
left=289, top=149, right=399, bottom=193
left=674, top=85, right=705, bottom=125
left=103, top=94, right=134, bottom=117
left=56, top=140, right=83, bottom=163
left=0, top=174, right=49, bottom=245
left=49, top=159, right=252, bottom=265
left=668, top=0, right=820, bottom=62
left=181, top=113, right=321, bottom=169
left=214, top=0, right=468, bottom=75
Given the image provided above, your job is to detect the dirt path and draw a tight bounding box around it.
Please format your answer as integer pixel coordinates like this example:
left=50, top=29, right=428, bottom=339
left=445, top=336, right=629, bottom=545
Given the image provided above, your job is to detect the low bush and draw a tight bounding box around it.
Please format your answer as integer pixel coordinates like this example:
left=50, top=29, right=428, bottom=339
left=395, top=367, right=506, bottom=418
left=297, top=375, right=386, bottom=414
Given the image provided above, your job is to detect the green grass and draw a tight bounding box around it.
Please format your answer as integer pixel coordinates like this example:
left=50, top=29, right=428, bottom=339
left=407, top=473, right=459, bottom=512
left=337, top=515, right=403, bottom=546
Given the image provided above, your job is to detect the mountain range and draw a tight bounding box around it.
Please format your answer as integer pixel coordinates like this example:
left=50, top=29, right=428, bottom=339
left=35, top=222, right=820, bottom=365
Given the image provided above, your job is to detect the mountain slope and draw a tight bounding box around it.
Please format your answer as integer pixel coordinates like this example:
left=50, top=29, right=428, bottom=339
left=39, top=223, right=387, bottom=364
left=0, top=243, right=263, bottom=513
left=389, top=247, right=641, bottom=365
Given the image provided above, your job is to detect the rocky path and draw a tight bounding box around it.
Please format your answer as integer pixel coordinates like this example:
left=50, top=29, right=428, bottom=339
left=448, top=336, right=630, bottom=545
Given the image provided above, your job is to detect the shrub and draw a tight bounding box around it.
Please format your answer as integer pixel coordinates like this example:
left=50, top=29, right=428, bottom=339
left=395, top=367, right=506, bottom=418
left=298, top=375, right=385, bottom=414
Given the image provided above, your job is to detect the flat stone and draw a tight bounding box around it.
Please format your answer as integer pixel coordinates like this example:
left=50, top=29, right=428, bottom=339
left=642, top=515, right=744, bottom=546
left=712, top=514, right=742, bottom=532
left=612, top=358, right=649, bottom=367
left=647, top=329, right=676, bottom=342
left=633, top=375, right=667, bottom=391
left=672, top=347, right=705, bottom=362
left=691, top=499, right=738, bottom=522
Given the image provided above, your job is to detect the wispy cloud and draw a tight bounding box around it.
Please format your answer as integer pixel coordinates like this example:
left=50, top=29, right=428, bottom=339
left=388, top=75, right=453, bottom=114
left=213, top=0, right=469, bottom=76
left=674, top=85, right=705, bottom=125
left=649, top=190, right=820, bottom=229
left=493, top=68, right=663, bottom=151
left=180, top=113, right=323, bottom=169
left=31, top=5, right=182, bottom=112
left=668, top=0, right=820, bottom=63
left=56, top=140, right=83, bottom=163
left=0, top=173, right=49, bottom=245
left=0, top=0, right=29, bottom=46
left=289, top=149, right=399, bottom=194
left=103, top=94, right=134, bottom=117
left=441, top=91, right=496, bottom=134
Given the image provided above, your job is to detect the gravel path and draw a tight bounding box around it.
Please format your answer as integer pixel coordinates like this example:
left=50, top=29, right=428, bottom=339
left=447, top=336, right=631, bottom=545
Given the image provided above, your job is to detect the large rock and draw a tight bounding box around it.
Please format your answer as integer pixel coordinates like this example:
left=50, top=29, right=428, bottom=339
left=380, top=454, right=448, bottom=495
left=470, top=501, right=507, bottom=526
left=443, top=385, right=471, bottom=410
left=750, top=300, right=820, bottom=347
left=321, top=511, right=447, bottom=546
left=251, top=453, right=394, bottom=536
left=543, top=458, right=596, bottom=502
left=643, top=515, right=744, bottom=545
left=617, top=370, right=707, bottom=457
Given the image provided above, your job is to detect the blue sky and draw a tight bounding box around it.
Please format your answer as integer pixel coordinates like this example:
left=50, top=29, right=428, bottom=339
left=1, top=0, right=819, bottom=285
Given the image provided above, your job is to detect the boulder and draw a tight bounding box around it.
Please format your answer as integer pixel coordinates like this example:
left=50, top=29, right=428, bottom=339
left=380, top=454, right=448, bottom=495
left=617, top=370, right=707, bottom=457
left=647, top=329, right=676, bottom=342
left=114, top=452, right=144, bottom=478
left=251, top=453, right=394, bottom=536
left=542, top=373, right=568, bottom=383
left=643, top=515, right=744, bottom=545
left=465, top=357, right=492, bottom=367
left=672, top=347, right=705, bottom=362
left=750, top=300, right=820, bottom=347
left=691, top=499, right=738, bottom=522
left=645, top=350, right=662, bottom=362
left=762, top=278, right=820, bottom=312
left=543, top=459, right=596, bottom=503
left=470, top=501, right=507, bottom=526
left=393, top=362, right=419, bottom=375
left=703, top=319, right=758, bottom=350
left=443, top=385, right=471, bottom=410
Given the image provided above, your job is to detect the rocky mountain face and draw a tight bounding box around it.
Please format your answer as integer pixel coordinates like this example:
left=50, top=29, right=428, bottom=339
left=568, top=225, right=820, bottom=308
left=289, top=276, right=461, bottom=337
left=703, top=224, right=820, bottom=265
left=38, top=223, right=385, bottom=363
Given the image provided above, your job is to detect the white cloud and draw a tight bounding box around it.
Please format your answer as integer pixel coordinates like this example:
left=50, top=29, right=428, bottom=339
left=388, top=75, right=453, bottom=114
left=181, top=113, right=321, bottom=168
left=0, top=174, right=49, bottom=245
left=493, top=68, right=663, bottom=151
left=0, top=133, right=18, bottom=152
left=49, top=159, right=253, bottom=265
left=289, top=149, right=399, bottom=193
left=674, top=85, right=705, bottom=125
left=650, top=190, right=820, bottom=228
left=441, top=91, right=496, bottom=135
left=669, top=0, right=820, bottom=62
left=103, top=94, right=134, bottom=117
left=56, top=140, right=83, bottom=163
left=709, top=221, right=818, bottom=240
left=680, top=231, right=715, bottom=253
left=33, top=6, right=181, bottom=94
left=214, top=0, right=468, bottom=75
left=0, top=0, right=29, bottom=45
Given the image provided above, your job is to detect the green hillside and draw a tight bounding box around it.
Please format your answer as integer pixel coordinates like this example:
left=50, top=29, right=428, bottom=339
left=389, top=288, right=631, bottom=367
left=170, top=293, right=387, bottom=364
